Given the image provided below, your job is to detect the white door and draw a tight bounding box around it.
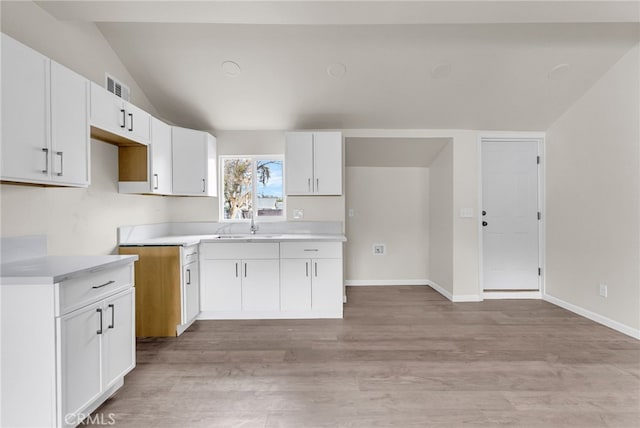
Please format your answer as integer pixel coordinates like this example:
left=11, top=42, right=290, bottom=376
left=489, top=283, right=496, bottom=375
left=313, top=132, right=342, bottom=195
left=125, top=101, right=151, bottom=145
left=311, top=258, right=343, bottom=312
left=280, top=259, right=312, bottom=311
left=50, top=61, right=90, bottom=186
left=58, top=301, right=103, bottom=421
left=150, top=118, right=173, bottom=194
left=201, top=259, right=242, bottom=311
left=482, top=140, right=540, bottom=290
left=285, top=132, right=314, bottom=195
left=1, top=34, right=50, bottom=183
left=102, top=289, right=135, bottom=389
left=172, top=126, right=207, bottom=195
left=184, top=261, right=200, bottom=322
left=90, top=82, right=125, bottom=135
left=241, top=259, right=280, bottom=311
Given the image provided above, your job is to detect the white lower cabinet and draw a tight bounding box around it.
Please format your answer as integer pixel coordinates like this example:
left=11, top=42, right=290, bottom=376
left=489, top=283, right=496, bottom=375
left=200, top=241, right=343, bottom=319
left=200, top=243, right=280, bottom=315
left=0, top=261, right=136, bottom=428
left=280, top=242, right=343, bottom=316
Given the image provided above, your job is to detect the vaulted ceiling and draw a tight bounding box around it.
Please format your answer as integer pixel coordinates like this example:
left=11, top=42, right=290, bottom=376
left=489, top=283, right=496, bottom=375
left=37, top=1, right=640, bottom=131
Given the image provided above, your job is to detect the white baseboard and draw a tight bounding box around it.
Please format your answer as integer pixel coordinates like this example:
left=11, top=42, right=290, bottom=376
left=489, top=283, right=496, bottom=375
left=425, top=280, right=482, bottom=302
left=345, top=279, right=430, bottom=286
left=484, top=291, right=541, bottom=299
left=345, top=279, right=482, bottom=302
left=543, top=293, right=640, bottom=340
left=198, top=310, right=343, bottom=320
left=425, top=280, right=453, bottom=301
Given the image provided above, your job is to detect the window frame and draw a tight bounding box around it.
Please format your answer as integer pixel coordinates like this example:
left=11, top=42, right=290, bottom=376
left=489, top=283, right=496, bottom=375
left=219, top=154, right=286, bottom=222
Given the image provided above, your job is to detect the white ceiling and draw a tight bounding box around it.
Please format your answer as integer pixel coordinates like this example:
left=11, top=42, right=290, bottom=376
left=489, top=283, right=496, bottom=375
left=346, top=137, right=449, bottom=167
left=36, top=1, right=640, bottom=131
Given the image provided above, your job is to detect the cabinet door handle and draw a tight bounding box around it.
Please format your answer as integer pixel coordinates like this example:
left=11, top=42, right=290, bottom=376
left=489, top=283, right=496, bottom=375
left=306, top=261, right=309, bottom=277
left=316, top=178, right=319, bottom=192
left=153, top=173, right=159, bottom=190
left=235, top=262, right=238, bottom=278
left=244, top=263, right=247, bottom=278
left=186, top=268, right=191, bottom=285
left=303, top=249, right=319, bottom=252
left=108, top=303, right=115, bottom=329
left=202, top=178, right=206, bottom=193
left=120, top=109, right=126, bottom=128
left=96, top=308, right=103, bottom=334
left=314, top=262, right=318, bottom=277
left=92, top=280, right=115, bottom=289
left=41, top=148, right=49, bottom=175
left=128, top=113, right=133, bottom=132
left=308, top=178, right=311, bottom=192
left=56, top=151, right=63, bottom=176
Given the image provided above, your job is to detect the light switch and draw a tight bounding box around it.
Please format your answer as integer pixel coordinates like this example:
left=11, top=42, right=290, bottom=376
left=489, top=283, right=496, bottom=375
left=293, top=209, right=304, bottom=219
left=459, top=208, right=474, bottom=218
left=348, top=209, right=354, bottom=217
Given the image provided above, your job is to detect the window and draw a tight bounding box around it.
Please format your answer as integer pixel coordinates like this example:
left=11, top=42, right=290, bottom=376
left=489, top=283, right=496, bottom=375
left=221, top=156, right=285, bottom=221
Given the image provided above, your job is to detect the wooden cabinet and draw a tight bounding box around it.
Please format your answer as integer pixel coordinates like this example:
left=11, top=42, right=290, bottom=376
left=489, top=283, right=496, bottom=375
left=200, top=243, right=280, bottom=315
left=1, top=33, right=89, bottom=187
left=90, top=82, right=151, bottom=146
left=118, top=117, right=173, bottom=195
left=0, top=260, right=136, bottom=428
left=172, top=126, right=217, bottom=196
left=119, top=245, right=199, bottom=337
left=280, top=242, right=343, bottom=316
left=285, top=131, right=342, bottom=196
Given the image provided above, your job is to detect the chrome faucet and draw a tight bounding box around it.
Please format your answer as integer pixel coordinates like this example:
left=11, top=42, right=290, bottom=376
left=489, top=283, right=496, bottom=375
left=249, top=210, right=258, bottom=235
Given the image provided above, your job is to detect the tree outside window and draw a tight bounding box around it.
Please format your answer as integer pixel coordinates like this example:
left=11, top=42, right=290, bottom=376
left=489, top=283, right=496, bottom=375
left=222, top=157, right=284, bottom=220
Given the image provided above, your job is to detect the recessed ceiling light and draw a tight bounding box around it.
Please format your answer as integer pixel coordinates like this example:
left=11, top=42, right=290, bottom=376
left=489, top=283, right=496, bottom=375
left=221, top=61, right=241, bottom=77
left=327, top=63, right=347, bottom=78
left=431, top=63, right=452, bottom=79
left=548, top=63, right=570, bottom=79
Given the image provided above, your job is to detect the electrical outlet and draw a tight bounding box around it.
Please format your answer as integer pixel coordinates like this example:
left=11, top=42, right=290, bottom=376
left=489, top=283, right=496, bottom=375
left=373, top=244, right=386, bottom=255
left=599, top=284, right=608, bottom=298
left=293, top=209, right=304, bottom=219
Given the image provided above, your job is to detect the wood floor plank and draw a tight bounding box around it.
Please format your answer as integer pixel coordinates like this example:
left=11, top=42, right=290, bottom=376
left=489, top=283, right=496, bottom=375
left=87, top=286, right=640, bottom=427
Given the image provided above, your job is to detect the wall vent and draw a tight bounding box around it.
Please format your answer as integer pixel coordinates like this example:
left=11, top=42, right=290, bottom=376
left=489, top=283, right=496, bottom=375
left=105, top=73, right=130, bottom=101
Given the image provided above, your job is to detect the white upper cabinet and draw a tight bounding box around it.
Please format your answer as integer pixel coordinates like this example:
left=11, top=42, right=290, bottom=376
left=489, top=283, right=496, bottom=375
left=1, top=33, right=89, bottom=187
left=50, top=61, right=90, bottom=186
left=150, top=118, right=173, bottom=194
left=285, top=131, right=342, bottom=196
left=171, top=126, right=217, bottom=196
left=118, top=116, right=173, bottom=195
left=90, top=82, right=151, bottom=146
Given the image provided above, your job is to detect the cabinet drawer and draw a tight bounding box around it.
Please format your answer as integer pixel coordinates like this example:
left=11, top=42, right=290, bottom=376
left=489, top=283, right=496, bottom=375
left=280, top=241, right=342, bottom=259
left=58, top=264, right=133, bottom=315
left=200, top=243, right=279, bottom=260
left=182, top=245, right=198, bottom=265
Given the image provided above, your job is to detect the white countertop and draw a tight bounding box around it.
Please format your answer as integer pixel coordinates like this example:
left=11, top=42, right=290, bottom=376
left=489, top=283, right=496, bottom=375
left=119, top=233, right=347, bottom=247
left=0, top=255, right=138, bottom=285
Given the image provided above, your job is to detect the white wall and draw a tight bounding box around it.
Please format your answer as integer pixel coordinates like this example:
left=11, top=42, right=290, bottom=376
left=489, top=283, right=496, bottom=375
left=545, top=44, right=640, bottom=332
left=0, top=1, right=170, bottom=255
left=429, top=141, right=454, bottom=293
left=345, top=167, right=429, bottom=282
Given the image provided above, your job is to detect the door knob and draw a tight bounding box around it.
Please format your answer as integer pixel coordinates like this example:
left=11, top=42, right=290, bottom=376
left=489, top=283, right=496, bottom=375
left=482, top=221, right=488, bottom=227
left=482, top=210, right=487, bottom=216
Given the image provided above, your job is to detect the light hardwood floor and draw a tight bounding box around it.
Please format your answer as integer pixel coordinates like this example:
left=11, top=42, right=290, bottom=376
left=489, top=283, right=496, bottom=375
left=90, top=286, right=640, bottom=427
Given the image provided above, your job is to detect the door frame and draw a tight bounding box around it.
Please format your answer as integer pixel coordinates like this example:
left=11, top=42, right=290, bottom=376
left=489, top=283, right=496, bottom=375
left=477, top=134, right=546, bottom=299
